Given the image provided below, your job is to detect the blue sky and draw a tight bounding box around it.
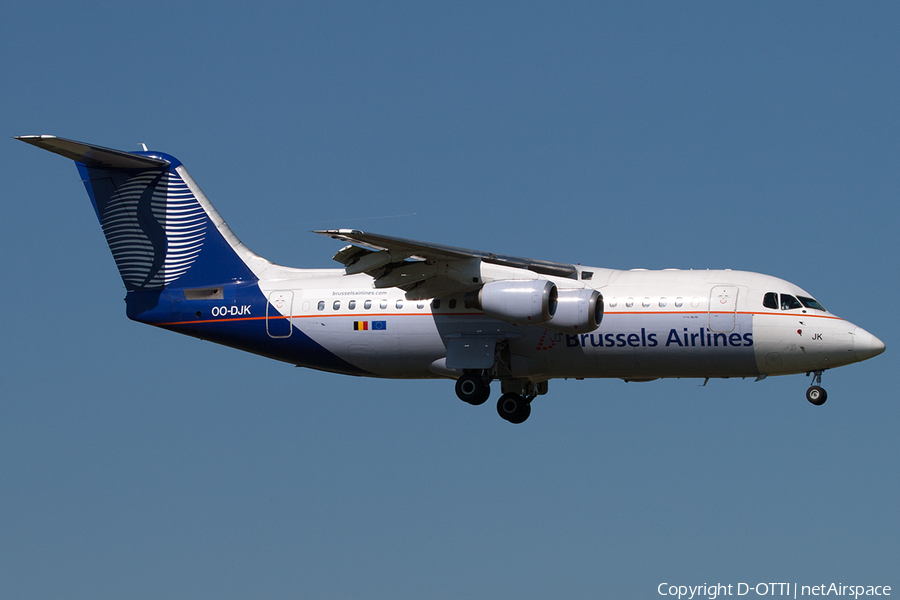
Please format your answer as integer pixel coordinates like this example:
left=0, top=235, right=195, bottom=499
left=2, top=2, right=897, bottom=598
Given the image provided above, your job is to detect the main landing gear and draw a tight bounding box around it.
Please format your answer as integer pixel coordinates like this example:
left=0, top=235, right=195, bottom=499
left=454, top=372, right=546, bottom=424
left=806, top=370, right=827, bottom=406
left=455, top=372, right=491, bottom=406
left=496, top=393, right=532, bottom=424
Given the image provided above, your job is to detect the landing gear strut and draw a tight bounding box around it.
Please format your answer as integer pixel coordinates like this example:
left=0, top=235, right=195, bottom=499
left=806, top=370, right=827, bottom=406
left=455, top=372, right=491, bottom=406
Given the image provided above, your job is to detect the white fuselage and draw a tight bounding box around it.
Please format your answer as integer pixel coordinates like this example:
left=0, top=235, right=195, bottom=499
left=253, top=266, right=878, bottom=383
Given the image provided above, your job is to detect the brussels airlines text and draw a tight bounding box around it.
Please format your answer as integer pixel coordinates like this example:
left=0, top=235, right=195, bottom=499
left=567, top=328, right=753, bottom=349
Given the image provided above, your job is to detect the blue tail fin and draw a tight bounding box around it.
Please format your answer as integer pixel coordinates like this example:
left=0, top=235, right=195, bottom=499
left=17, top=135, right=259, bottom=290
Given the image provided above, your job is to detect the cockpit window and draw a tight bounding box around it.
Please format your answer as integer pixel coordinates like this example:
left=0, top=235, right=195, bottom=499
left=763, top=292, right=778, bottom=309
left=798, top=296, right=826, bottom=311
left=780, top=294, right=802, bottom=310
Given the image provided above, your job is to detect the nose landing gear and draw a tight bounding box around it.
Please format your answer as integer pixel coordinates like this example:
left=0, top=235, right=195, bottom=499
left=806, top=370, right=827, bottom=406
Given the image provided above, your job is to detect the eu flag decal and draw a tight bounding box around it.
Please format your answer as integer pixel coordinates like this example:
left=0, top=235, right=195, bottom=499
left=372, top=321, right=386, bottom=330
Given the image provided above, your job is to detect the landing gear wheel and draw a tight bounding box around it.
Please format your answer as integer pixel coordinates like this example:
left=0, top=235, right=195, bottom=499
left=806, top=385, right=827, bottom=406
left=496, top=393, right=531, bottom=424
left=509, top=403, right=531, bottom=424
left=455, top=374, right=491, bottom=406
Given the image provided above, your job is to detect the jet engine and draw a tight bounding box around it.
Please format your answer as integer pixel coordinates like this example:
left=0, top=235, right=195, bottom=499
left=466, top=280, right=558, bottom=325
left=544, top=288, right=603, bottom=333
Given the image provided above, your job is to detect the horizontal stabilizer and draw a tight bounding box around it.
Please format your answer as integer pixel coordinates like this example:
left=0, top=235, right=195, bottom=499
left=16, top=135, right=169, bottom=169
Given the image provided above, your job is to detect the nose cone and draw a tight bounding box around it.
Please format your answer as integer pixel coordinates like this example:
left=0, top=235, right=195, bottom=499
left=854, top=327, right=886, bottom=362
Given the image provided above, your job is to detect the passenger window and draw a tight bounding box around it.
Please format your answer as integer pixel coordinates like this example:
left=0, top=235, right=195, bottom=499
left=449, top=299, right=457, bottom=309
left=380, top=300, right=387, bottom=310
left=780, top=294, right=802, bottom=310
left=608, top=298, right=617, bottom=308
left=675, top=297, right=683, bottom=308
left=396, top=300, right=403, bottom=310
left=348, top=300, right=356, bottom=310
left=417, top=302, right=425, bottom=309
left=626, top=297, right=634, bottom=308
left=763, top=292, right=778, bottom=310
left=642, top=297, right=651, bottom=308
left=798, top=296, right=826, bottom=311
left=333, top=301, right=340, bottom=311
left=432, top=299, right=441, bottom=309
left=659, top=297, right=667, bottom=308
left=364, top=299, right=372, bottom=310
left=317, top=301, right=325, bottom=311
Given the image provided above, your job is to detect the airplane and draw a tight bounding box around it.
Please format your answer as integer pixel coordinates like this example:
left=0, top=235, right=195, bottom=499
left=17, top=135, right=885, bottom=424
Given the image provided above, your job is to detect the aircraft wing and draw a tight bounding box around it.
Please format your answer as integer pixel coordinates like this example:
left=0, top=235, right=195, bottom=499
left=314, top=229, right=578, bottom=299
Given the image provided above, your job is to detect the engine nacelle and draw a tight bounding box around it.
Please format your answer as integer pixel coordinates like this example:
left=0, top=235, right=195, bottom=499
left=543, top=288, right=603, bottom=333
left=469, top=280, right=558, bottom=325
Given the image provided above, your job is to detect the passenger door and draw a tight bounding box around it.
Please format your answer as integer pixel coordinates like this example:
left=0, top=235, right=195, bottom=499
left=266, top=291, right=294, bottom=338
left=708, top=285, right=738, bottom=333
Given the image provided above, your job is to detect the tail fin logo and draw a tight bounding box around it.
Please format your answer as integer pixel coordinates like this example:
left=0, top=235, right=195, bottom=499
left=99, top=169, right=207, bottom=289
